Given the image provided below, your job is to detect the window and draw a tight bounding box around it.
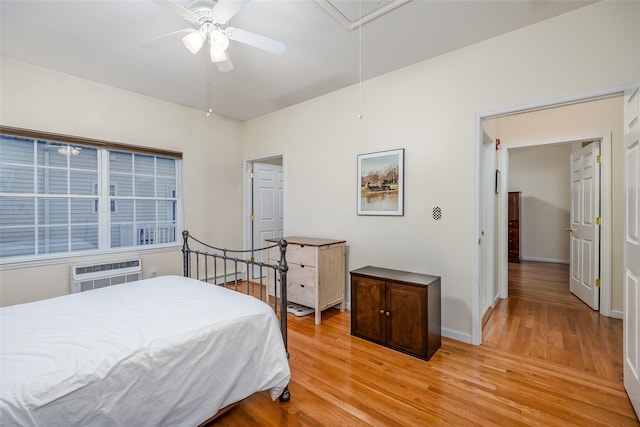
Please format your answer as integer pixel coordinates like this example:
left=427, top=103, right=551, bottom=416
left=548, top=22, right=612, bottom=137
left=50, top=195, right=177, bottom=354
left=0, top=131, right=181, bottom=261
left=109, top=151, right=178, bottom=248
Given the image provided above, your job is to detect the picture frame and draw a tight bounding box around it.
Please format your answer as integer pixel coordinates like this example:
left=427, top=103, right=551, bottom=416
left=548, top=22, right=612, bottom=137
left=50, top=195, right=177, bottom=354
left=357, top=148, right=404, bottom=216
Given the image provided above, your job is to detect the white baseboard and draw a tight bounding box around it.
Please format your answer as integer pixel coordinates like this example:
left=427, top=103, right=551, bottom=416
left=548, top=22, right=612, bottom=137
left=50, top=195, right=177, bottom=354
left=442, top=328, right=472, bottom=344
left=610, top=309, right=623, bottom=320
left=492, top=293, right=501, bottom=307
left=521, top=256, right=569, bottom=264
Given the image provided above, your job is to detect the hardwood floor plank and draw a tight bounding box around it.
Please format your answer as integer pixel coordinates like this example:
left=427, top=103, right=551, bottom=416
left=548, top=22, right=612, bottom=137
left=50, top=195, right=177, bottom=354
left=208, top=262, right=638, bottom=426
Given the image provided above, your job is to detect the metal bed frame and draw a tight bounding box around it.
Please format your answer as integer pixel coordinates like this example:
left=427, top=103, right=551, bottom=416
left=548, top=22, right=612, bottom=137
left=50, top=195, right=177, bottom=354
left=181, top=230, right=290, bottom=402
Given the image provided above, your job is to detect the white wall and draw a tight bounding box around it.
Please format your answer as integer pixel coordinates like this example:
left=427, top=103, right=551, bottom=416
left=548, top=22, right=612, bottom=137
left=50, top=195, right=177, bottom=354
left=508, top=144, right=573, bottom=263
left=241, top=1, right=640, bottom=342
left=0, top=58, right=244, bottom=306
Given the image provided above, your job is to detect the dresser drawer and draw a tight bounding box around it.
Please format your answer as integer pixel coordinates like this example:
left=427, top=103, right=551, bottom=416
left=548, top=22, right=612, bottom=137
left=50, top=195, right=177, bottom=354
left=286, top=244, right=316, bottom=267
left=266, top=264, right=315, bottom=294
left=288, top=281, right=315, bottom=307
left=288, top=263, right=315, bottom=283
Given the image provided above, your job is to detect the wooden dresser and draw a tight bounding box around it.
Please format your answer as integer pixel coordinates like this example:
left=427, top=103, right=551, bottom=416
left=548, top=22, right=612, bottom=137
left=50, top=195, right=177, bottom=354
left=266, top=236, right=346, bottom=324
left=350, top=266, right=441, bottom=361
left=508, top=191, right=521, bottom=263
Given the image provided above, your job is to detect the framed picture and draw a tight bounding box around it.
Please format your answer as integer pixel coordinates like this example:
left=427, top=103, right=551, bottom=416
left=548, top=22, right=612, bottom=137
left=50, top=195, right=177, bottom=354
left=357, top=148, right=404, bottom=216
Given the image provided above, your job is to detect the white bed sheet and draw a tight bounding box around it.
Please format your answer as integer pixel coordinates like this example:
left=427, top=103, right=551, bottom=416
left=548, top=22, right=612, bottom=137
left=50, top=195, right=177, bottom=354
left=0, top=275, right=291, bottom=426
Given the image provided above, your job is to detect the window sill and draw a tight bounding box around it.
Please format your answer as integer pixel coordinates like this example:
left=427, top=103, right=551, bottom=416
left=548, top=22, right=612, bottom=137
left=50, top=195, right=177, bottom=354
left=0, top=244, right=182, bottom=271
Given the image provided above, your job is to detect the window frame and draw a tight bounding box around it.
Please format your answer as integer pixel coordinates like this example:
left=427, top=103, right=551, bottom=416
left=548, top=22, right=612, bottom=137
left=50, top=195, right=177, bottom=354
left=0, top=126, right=183, bottom=269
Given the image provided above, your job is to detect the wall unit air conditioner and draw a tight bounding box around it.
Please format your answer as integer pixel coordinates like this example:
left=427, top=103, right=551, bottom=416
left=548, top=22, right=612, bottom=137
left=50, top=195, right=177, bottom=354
left=71, top=259, right=142, bottom=293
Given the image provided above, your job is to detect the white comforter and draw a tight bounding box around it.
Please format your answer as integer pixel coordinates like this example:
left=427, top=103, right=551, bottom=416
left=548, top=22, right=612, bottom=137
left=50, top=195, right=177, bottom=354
left=0, top=275, right=291, bottom=426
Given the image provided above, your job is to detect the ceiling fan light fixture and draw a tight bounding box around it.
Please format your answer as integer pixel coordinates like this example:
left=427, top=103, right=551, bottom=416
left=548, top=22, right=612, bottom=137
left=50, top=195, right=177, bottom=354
left=210, top=46, right=227, bottom=62
left=57, top=146, right=81, bottom=156
left=209, top=29, right=229, bottom=51
left=182, top=30, right=206, bottom=54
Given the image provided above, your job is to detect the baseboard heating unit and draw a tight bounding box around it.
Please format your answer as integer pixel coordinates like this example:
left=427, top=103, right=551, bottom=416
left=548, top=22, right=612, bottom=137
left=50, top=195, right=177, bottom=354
left=71, top=259, right=142, bottom=293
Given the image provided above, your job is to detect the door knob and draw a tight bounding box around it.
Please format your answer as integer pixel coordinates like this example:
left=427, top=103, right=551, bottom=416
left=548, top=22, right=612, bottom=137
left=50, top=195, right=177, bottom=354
left=566, top=227, right=573, bottom=232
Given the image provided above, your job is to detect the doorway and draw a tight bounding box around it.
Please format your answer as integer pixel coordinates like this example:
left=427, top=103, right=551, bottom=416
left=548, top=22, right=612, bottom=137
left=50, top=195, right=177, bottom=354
left=496, top=135, right=612, bottom=317
left=474, top=95, right=621, bottom=345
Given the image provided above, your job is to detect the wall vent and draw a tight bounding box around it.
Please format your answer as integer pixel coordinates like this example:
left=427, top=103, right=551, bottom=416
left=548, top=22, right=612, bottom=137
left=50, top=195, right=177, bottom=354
left=71, top=259, right=141, bottom=293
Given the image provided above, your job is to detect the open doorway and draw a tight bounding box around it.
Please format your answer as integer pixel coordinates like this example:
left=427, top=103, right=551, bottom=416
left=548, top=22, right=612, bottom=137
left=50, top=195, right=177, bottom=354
left=494, top=133, right=612, bottom=318
left=502, top=139, right=604, bottom=310
left=474, top=94, right=622, bottom=345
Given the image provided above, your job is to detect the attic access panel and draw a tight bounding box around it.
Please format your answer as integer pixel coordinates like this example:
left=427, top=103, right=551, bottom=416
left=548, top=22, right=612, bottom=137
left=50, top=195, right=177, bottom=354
left=315, top=0, right=411, bottom=30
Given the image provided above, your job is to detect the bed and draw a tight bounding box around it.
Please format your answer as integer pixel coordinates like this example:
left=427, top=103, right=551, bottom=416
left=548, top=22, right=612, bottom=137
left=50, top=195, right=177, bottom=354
left=0, top=231, right=291, bottom=426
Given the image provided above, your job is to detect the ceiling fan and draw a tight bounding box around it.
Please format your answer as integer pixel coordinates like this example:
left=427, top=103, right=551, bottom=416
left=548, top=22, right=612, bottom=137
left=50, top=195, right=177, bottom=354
left=144, top=0, right=286, bottom=72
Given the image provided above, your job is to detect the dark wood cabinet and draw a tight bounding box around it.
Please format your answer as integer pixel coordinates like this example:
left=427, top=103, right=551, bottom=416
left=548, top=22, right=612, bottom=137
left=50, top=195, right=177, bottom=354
left=350, top=266, right=441, bottom=360
left=508, top=191, right=521, bottom=263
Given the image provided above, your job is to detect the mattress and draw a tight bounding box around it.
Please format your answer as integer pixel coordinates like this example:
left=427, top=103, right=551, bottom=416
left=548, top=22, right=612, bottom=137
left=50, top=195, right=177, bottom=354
left=0, top=275, right=291, bottom=426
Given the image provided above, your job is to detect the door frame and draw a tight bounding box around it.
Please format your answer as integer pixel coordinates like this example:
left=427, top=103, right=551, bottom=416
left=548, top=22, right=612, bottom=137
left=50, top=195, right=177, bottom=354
left=242, top=152, right=286, bottom=255
left=497, top=135, right=612, bottom=315
left=471, top=90, right=623, bottom=345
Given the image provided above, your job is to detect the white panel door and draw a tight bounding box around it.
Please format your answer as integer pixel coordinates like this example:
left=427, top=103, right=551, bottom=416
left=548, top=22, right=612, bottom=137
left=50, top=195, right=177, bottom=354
left=569, top=141, right=600, bottom=310
left=252, top=163, right=283, bottom=270
left=624, top=83, right=640, bottom=418
left=480, top=135, right=496, bottom=315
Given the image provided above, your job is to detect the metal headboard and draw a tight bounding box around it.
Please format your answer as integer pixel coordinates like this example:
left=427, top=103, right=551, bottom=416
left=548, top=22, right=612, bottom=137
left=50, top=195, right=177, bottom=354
left=181, top=230, right=289, bottom=346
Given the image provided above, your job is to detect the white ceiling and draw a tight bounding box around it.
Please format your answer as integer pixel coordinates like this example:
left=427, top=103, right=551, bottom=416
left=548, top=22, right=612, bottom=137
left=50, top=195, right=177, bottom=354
left=0, top=0, right=597, bottom=121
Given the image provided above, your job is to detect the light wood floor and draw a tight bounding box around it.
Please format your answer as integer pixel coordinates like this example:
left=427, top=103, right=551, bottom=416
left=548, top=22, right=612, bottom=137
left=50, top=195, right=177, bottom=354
left=209, top=262, right=638, bottom=426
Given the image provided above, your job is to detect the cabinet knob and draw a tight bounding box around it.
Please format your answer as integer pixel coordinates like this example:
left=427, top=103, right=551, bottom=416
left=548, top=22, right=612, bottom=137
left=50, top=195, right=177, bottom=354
left=379, top=309, right=385, bottom=315
left=385, top=311, right=390, bottom=317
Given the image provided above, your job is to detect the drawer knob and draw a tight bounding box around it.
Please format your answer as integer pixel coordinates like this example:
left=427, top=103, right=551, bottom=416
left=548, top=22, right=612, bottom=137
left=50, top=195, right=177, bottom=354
left=300, top=264, right=305, bottom=268
left=379, top=309, right=384, bottom=315
left=385, top=311, right=391, bottom=317
left=300, top=284, right=305, bottom=288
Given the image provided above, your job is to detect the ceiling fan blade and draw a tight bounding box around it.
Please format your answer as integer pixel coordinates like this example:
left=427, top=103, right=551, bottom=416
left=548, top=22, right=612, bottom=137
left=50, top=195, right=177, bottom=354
left=142, top=28, right=195, bottom=48
left=211, top=0, right=250, bottom=24
left=216, top=53, right=234, bottom=72
left=152, top=0, right=194, bottom=20
left=226, top=27, right=286, bottom=55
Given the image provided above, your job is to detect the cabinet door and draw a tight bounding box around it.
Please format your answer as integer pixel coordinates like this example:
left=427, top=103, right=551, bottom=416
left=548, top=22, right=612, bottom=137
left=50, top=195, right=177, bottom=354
left=386, top=282, right=426, bottom=358
left=351, top=276, right=385, bottom=343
